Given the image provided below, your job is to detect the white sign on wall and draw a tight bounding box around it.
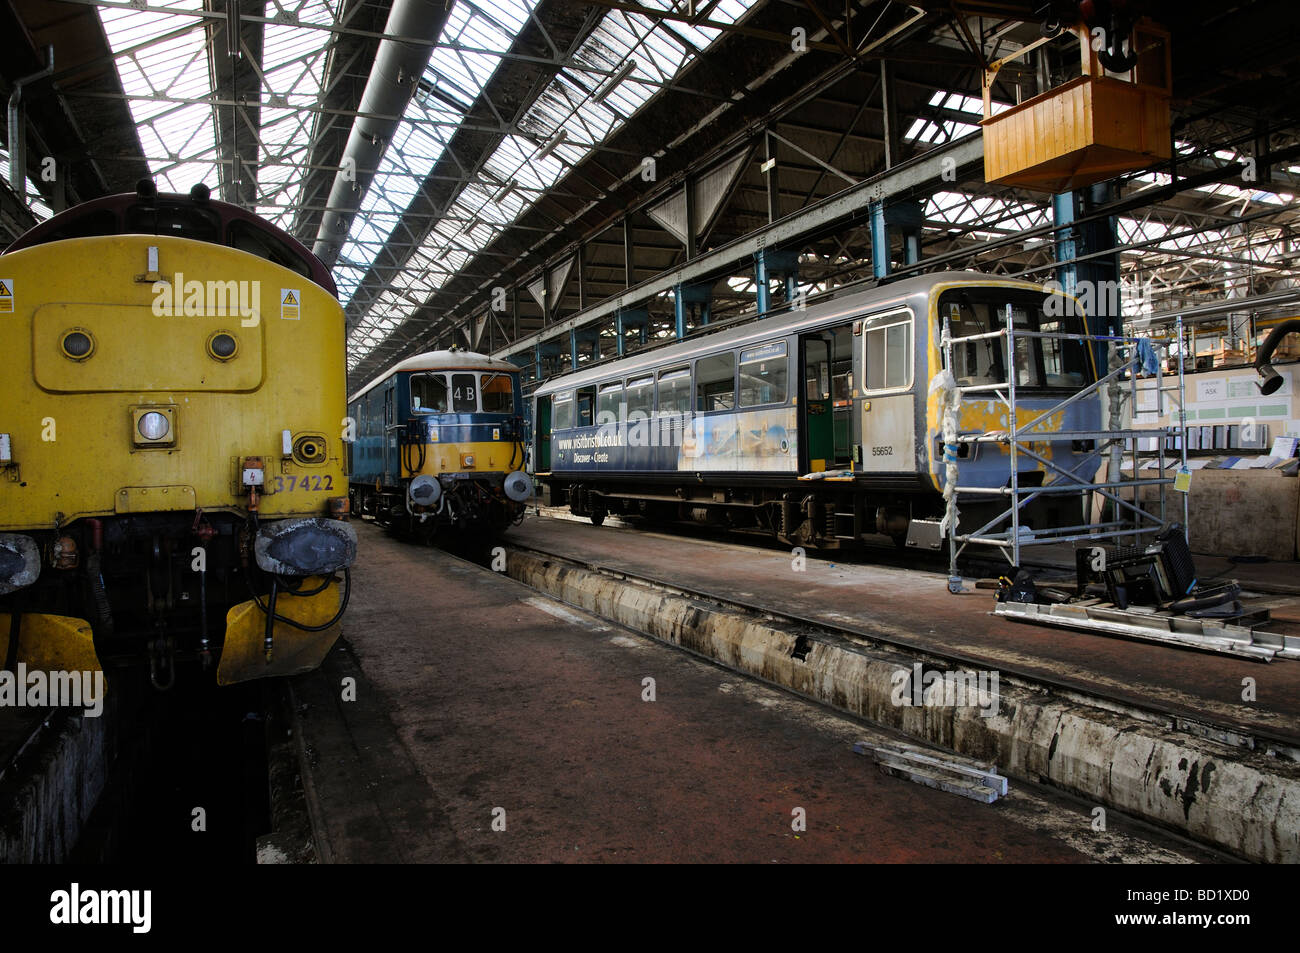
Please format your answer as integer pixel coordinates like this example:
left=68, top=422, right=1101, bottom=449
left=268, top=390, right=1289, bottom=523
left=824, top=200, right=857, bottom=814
left=1196, top=377, right=1226, bottom=403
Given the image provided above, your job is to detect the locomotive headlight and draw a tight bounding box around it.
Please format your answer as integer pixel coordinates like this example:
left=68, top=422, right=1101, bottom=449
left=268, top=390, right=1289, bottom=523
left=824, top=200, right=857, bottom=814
left=138, top=412, right=170, bottom=441
left=503, top=470, right=533, bottom=503
left=131, top=406, right=177, bottom=448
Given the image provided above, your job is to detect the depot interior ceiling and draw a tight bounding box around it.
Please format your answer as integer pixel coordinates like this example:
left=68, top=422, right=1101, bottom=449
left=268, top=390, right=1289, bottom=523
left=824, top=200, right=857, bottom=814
left=0, top=0, right=1296, bottom=390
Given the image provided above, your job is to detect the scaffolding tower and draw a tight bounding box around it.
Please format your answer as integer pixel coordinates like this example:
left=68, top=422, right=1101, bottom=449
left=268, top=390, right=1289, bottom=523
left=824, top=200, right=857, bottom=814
left=939, top=308, right=1189, bottom=591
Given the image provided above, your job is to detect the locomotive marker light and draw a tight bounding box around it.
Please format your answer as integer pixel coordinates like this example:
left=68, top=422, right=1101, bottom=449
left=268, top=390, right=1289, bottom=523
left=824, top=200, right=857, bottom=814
left=60, top=328, right=95, bottom=361
left=254, top=518, right=358, bottom=577
left=0, top=533, right=40, bottom=595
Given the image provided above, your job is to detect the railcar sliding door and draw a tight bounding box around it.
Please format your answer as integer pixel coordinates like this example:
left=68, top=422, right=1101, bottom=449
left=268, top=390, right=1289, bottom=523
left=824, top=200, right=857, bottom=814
left=800, top=324, right=854, bottom=472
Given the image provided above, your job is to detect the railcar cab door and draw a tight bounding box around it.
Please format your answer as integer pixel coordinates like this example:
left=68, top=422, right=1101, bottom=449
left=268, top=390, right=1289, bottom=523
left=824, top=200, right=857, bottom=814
left=798, top=325, right=854, bottom=472
left=856, top=308, right=915, bottom=472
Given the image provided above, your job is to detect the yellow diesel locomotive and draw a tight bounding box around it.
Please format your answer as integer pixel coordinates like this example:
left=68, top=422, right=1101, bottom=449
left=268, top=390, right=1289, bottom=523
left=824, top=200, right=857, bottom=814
left=0, top=181, right=355, bottom=688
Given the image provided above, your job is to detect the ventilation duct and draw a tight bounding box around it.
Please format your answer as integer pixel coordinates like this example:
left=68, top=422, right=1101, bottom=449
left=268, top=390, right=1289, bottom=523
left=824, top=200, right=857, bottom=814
left=312, top=0, right=450, bottom=266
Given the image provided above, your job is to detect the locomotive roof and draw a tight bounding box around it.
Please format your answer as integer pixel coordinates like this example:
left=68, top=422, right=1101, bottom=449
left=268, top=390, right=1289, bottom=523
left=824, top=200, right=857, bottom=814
left=4, top=187, right=336, bottom=297
left=533, top=270, right=1057, bottom=397
left=348, top=349, right=520, bottom=403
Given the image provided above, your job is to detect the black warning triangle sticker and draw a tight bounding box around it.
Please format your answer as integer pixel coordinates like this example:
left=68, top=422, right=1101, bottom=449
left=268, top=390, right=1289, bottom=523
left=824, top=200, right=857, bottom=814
left=0, top=280, right=11, bottom=296
left=282, top=290, right=298, bottom=305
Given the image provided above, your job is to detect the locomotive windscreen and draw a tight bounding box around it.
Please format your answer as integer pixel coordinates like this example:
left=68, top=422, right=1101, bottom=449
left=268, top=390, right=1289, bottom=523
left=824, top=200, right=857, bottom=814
left=939, top=288, right=1094, bottom=390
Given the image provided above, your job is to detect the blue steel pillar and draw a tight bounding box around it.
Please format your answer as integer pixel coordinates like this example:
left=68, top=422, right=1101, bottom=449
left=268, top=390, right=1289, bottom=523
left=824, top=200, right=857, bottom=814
left=754, top=249, right=769, bottom=315
left=1052, top=191, right=1078, bottom=300
left=674, top=284, right=687, bottom=339
left=569, top=329, right=578, bottom=370
left=615, top=310, right=626, bottom=356
left=870, top=201, right=889, bottom=279
left=534, top=343, right=542, bottom=381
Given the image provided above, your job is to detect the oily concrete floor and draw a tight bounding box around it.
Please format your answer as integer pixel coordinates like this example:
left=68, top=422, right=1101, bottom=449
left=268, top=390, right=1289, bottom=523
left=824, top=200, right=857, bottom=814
left=289, top=520, right=1221, bottom=863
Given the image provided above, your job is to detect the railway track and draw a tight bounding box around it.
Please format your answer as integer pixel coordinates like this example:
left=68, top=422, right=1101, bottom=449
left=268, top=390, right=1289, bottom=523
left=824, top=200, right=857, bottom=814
left=499, top=538, right=1300, bottom=756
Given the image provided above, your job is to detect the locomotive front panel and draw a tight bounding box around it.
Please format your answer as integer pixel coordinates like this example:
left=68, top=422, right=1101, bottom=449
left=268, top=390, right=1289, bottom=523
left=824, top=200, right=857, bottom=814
left=0, top=233, right=353, bottom=687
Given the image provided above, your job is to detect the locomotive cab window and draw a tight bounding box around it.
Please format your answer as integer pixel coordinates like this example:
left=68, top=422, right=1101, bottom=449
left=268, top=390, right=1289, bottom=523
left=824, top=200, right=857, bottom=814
left=695, top=352, right=735, bottom=412
left=125, top=202, right=220, bottom=242
left=657, top=366, right=691, bottom=415
left=738, top=342, right=788, bottom=407
left=410, top=373, right=448, bottom=413
left=480, top=373, right=514, bottom=414
left=228, top=220, right=312, bottom=279
left=451, top=373, right=479, bottom=412
left=939, top=289, right=1091, bottom=390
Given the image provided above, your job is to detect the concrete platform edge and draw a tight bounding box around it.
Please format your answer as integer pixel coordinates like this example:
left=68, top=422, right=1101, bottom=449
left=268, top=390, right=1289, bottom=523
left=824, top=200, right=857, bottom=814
left=0, top=706, right=114, bottom=864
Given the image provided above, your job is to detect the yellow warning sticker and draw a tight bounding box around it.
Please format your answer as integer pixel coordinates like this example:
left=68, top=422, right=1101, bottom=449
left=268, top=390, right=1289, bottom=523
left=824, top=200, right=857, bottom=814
left=0, top=278, right=12, bottom=313
left=280, top=288, right=300, bottom=321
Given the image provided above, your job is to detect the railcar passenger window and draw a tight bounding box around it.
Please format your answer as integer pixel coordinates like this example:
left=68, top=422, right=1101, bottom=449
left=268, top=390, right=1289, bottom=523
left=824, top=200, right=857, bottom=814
left=695, top=353, right=735, bottom=412
left=451, top=373, right=478, bottom=412
left=553, top=394, right=573, bottom=430
left=480, top=373, right=514, bottom=413
left=597, top=382, right=623, bottom=424
left=626, top=376, right=654, bottom=418
left=657, top=367, right=691, bottom=415
left=863, top=320, right=913, bottom=391
left=410, top=374, right=448, bottom=413
left=738, top=341, right=788, bottom=407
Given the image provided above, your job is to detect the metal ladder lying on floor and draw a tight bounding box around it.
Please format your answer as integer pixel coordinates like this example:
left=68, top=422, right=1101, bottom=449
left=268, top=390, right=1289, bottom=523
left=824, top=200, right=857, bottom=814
left=994, top=596, right=1300, bottom=661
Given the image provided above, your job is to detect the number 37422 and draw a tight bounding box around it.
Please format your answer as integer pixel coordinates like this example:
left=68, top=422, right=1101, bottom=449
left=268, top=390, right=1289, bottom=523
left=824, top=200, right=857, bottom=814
left=274, top=474, right=334, bottom=493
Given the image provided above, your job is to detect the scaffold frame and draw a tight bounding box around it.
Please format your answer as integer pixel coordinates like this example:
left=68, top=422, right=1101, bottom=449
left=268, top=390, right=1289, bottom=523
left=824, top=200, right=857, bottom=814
left=940, top=306, right=1189, bottom=587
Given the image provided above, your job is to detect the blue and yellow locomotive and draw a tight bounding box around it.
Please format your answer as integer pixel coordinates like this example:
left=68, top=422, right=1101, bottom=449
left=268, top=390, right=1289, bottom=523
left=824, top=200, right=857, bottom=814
left=347, top=349, right=532, bottom=536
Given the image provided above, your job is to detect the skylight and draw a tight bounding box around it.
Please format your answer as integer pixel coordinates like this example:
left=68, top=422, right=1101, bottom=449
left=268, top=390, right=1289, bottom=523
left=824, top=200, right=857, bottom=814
left=343, top=0, right=751, bottom=371
left=97, top=0, right=342, bottom=215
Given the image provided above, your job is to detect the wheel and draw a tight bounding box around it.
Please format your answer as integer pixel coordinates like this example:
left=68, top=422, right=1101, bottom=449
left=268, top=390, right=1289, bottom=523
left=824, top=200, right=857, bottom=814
left=590, top=510, right=606, bottom=527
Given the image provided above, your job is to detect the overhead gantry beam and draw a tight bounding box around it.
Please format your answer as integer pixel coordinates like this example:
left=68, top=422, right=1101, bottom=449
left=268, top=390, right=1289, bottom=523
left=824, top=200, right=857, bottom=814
left=494, top=131, right=985, bottom=361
